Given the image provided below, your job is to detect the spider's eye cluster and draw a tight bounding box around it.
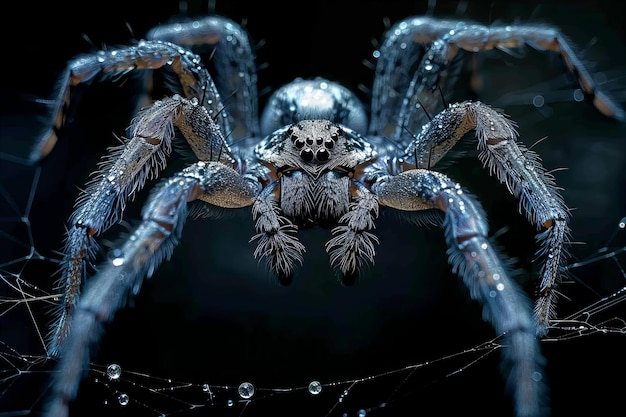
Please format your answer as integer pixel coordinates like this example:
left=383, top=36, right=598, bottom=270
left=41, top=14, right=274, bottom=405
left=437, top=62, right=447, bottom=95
left=288, top=123, right=340, bottom=163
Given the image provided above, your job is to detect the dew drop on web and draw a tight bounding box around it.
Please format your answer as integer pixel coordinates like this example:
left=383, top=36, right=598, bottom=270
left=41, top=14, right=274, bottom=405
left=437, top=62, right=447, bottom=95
left=308, top=380, right=322, bottom=395
left=238, top=381, right=255, bottom=399
left=106, top=363, right=122, bottom=380
left=118, top=393, right=129, bottom=406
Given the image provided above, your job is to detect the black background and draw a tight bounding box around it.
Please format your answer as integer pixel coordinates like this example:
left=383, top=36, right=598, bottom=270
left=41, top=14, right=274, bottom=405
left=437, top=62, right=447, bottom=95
left=1, top=1, right=625, bottom=417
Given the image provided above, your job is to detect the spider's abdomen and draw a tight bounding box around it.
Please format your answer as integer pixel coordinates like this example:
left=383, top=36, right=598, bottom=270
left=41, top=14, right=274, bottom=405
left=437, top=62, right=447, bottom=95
left=259, top=77, right=368, bottom=136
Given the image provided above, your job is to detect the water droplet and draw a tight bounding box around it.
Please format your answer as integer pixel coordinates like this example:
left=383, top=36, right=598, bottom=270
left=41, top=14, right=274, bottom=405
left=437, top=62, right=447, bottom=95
left=118, top=393, right=129, bottom=406
left=108, top=249, right=125, bottom=266
left=107, top=363, right=122, bottom=380
left=572, top=89, right=584, bottom=102
left=238, top=382, right=255, bottom=399
left=227, top=399, right=234, bottom=407
left=358, top=410, right=367, bottom=417
left=524, top=160, right=535, bottom=171
left=202, top=383, right=210, bottom=392
left=308, top=380, right=322, bottom=395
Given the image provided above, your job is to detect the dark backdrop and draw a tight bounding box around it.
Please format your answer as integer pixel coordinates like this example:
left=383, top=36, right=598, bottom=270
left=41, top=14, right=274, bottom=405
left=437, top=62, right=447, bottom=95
left=1, top=1, right=624, bottom=417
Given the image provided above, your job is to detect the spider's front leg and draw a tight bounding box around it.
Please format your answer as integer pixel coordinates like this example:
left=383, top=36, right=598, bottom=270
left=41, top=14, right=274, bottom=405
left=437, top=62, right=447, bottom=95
left=370, top=17, right=624, bottom=144
left=371, top=169, right=547, bottom=417
left=405, top=101, right=571, bottom=336
left=147, top=15, right=261, bottom=139
left=45, top=161, right=257, bottom=417
left=49, top=95, right=233, bottom=355
left=32, top=39, right=229, bottom=163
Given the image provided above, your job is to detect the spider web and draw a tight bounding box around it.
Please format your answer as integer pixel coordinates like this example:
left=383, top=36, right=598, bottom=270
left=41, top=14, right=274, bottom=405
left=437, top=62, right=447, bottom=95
left=1, top=1, right=626, bottom=417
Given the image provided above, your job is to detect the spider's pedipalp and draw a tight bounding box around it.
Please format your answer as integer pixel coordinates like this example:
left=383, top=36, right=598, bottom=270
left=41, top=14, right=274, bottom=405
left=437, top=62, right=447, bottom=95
left=250, top=182, right=306, bottom=285
left=325, top=182, right=380, bottom=284
left=372, top=168, right=547, bottom=417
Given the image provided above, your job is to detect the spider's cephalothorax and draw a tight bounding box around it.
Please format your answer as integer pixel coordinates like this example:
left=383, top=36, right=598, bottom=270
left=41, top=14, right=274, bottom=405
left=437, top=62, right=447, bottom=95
left=36, top=12, right=624, bottom=417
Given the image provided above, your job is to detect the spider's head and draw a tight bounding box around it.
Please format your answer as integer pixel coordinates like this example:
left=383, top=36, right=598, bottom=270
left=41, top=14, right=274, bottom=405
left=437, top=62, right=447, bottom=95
left=255, top=120, right=376, bottom=178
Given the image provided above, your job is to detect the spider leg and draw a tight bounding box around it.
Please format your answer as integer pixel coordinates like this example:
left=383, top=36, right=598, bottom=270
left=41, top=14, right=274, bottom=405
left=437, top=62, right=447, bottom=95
left=371, top=168, right=547, bottom=417
left=49, top=95, right=234, bottom=355
left=369, top=17, right=460, bottom=138
left=32, top=40, right=229, bottom=162
left=370, top=17, right=624, bottom=146
left=45, top=161, right=256, bottom=417
left=403, top=100, right=570, bottom=336
left=446, top=23, right=625, bottom=121
left=147, top=15, right=261, bottom=139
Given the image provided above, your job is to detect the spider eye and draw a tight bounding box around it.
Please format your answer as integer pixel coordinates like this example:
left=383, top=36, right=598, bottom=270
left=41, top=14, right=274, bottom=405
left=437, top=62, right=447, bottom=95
left=300, top=148, right=314, bottom=162
left=324, top=138, right=334, bottom=149
left=305, top=137, right=314, bottom=145
left=294, top=138, right=305, bottom=148
left=316, top=148, right=329, bottom=161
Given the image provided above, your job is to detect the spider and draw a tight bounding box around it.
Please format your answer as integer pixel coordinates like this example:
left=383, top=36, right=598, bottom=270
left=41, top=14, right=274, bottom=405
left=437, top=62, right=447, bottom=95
left=35, top=8, right=624, bottom=417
